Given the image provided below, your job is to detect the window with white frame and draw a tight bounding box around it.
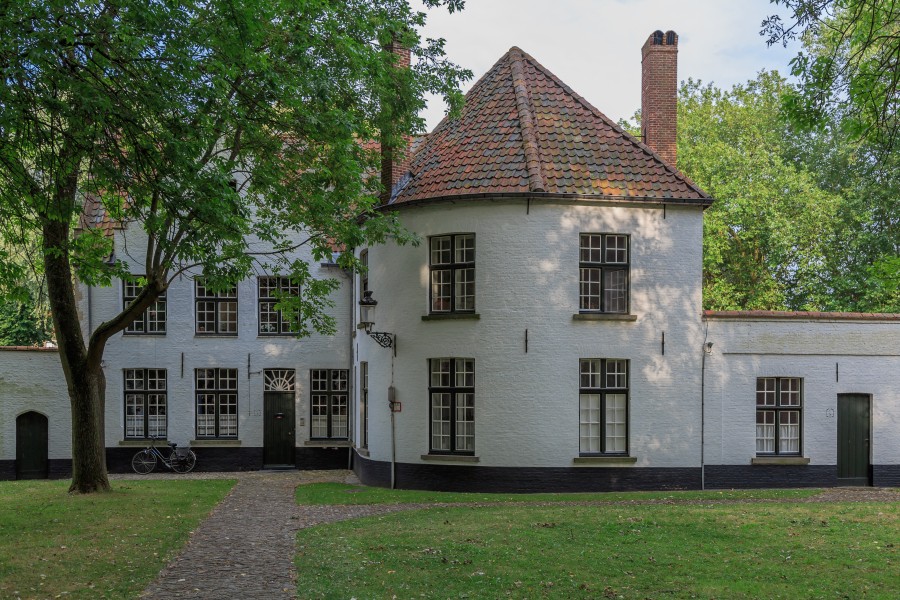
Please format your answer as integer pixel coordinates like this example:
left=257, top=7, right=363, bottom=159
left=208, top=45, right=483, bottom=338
left=756, top=377, right=802, bottom=454
left=579, top=234, right=629, bottom=313
left=258, top=276, right=300, bottom=335
left=429, top=234, right=475, bottom=313
left=428, top=358, right=475, bottom=454
left=124, top=369, right=167, bottom=438
left=123, top=279, right=166, bottom=334
left=195, top=280, right=238, bottom=335
left=310, top=369, right=349, bottom=439
left=579, top=359, right=628, bottom=454
left=195, top=368, right=238, bottom=438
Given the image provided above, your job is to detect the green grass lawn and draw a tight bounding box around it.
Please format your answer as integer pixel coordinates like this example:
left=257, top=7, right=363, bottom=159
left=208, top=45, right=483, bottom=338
left=296, top=482, right=820, bottom=505
left=296, top=494, right=898, bottom=599
left=0, top=479, right=234, bottom=599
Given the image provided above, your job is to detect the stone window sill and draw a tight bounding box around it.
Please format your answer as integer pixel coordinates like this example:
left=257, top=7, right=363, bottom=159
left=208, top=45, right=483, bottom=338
left=194, top=334, right=239, bottom=338
left=304, top=440, right=351, bottom=448
left=573, top=456, right=638, bottom=465
left=751, top=456, right=810, bottom=465
left=421, top=313, right=481, bottom=321
left=573, top=313, right=637, bottom=322
left=420, top=454, right=480, bottom=463
left=190, top=439, right=242, bottom=447
left=355, top=447, right=370, bottom=457
left=118, top=439, right=170, bottom=447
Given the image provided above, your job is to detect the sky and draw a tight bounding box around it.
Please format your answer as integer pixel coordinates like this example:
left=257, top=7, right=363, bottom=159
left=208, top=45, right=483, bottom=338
left=414, top=0, right=801, bottom=130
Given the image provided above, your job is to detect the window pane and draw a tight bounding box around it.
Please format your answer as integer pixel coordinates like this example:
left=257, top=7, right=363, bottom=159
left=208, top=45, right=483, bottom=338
left=605, top=393, right=627, bottom=453
left=311, top=370, right=328, bottom=392
left=196, top=301, right=216, bottom=333
left=311, top=394, right=329, bottom=438
left=780, top=378, right=801, bottom=406
left=605, top=235, right=628, bottom=264
left=455, top=234, right=475, bottom=263
left=455, top=393, right=474, bottom=451
left=580, top=234, right=602, bottom=263
left=259, top=301, right=279, bottom=333
left=431, top=270, right=451, bottom=312
left=430, top=359, right=451, bottom=387
left=455, top=359, right=474, bottom=387
left=756, top=378, right=776, bottom=406
left=125, top=394, right=143, bottom=438
left=779, top=411, right=800, bottom=453
left=331, top=394, right=348, bottom=438
left=604, top=269, right=627, bottom=313
left=605, top=360, right=627, bottom=389
left=756, top=410, right=775, bottom=453
left=218, top=393, right=238, bottom=437
left=580, top=359, right=601, bottom=389
left=431, top=393, right=451, bottom=451
left=579, top=268, right=601, bottom=310
left=196, top=394, right=217, bottom=437
left=579, top=393, right=601, bottom=453
left=218, top=301, right=238, bottom=333
left=331, top=370, right=349, bottom=392
left=454, top=268, right=475, bottom=311
left=148, top=394, right=167, bottom=438
left=147, top=299, right=166, bottom=333
left=430, top=236, right=452, bottom=265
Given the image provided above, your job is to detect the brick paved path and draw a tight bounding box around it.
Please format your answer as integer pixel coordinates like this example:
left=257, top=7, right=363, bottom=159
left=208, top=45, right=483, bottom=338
left=139, top=470, right=395, bottom=599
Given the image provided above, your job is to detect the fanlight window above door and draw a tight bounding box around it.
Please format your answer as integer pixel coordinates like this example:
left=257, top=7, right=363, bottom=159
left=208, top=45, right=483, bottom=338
left=264, top=369, right=296, bottom=392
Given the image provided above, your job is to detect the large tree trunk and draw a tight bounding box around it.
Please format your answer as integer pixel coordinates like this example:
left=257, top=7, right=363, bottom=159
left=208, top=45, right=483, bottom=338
left=67, top=362, right=110, bottom=493
left=43, top=218, right=112, bottom=493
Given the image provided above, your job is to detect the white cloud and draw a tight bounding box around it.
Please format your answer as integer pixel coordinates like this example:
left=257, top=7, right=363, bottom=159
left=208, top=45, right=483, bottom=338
left=415, top=0, right=799, bottom=129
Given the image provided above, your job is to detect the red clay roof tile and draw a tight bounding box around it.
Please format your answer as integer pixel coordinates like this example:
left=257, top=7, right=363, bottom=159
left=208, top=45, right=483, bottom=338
left=391, top=47, right=709, bottom=205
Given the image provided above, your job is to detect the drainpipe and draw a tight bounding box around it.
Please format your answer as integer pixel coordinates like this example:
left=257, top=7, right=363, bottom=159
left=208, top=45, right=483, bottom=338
left=389, top=385, right=397, bottom=489
left=701, top=335, right=713, bottom=490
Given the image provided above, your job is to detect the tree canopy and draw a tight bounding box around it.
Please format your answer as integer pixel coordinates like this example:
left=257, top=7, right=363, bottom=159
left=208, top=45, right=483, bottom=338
left=0, top=0, right=470, bottom=492
left=763, top=0, right=900, bottom=151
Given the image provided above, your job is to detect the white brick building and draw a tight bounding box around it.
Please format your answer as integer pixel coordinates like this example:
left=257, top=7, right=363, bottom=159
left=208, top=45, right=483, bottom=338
left=2, top=32, right=898, bottom=489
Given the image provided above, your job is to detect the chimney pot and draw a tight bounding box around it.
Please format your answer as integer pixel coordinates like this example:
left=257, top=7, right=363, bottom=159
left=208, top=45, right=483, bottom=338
left=641, top=30, right=678, bottom=167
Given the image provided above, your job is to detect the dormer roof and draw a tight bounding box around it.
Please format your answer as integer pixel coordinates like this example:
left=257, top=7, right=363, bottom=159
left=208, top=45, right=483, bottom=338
left=390, top=47, right=710, bottom=205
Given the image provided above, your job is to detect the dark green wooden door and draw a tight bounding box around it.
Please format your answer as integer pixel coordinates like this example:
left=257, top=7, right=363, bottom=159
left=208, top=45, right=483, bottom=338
left=837, top=395, right=871, bottom=486
left=16, top=411, right=48, bottom=480
left=264, top=392, right=295, bottom=467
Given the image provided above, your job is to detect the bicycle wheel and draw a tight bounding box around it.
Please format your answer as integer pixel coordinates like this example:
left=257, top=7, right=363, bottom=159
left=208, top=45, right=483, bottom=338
left=171, top=450, right=196, bottom=474
left=132, top=449, right=157, bottom=474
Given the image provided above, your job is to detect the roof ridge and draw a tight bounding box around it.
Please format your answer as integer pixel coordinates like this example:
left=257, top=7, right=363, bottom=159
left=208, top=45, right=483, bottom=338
left=514, top=48, right=710, bottom=200
left=508, top=47, right=546, bottom=193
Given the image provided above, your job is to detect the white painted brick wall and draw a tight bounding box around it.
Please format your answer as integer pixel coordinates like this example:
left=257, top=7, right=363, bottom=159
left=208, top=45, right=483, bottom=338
left=356, top=199, right=707, bottom=468
left=0, top=349, right=71, bottom=459
left=705, top=318, right=900, bottom=466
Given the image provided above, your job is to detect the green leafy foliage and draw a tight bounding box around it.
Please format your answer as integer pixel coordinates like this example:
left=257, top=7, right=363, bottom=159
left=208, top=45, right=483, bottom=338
left=0, top=297, right=50, bottom=346
left=763, top=0, right=900, bottom=151
left=677, top=72, right=842, bottom=310
left=0, top=0, right=470, bottom=490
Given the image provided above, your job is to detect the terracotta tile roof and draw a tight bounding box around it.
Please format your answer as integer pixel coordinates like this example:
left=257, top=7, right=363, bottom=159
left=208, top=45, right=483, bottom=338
left=77, top=193, right=119, bottom=238
left=704, top=310, right=900, bottom=321
left=391, top=47, right=710, bottom=205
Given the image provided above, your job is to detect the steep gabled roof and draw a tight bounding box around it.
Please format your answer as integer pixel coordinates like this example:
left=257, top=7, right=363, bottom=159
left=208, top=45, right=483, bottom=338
left=391, top=47, right=710, bottom=205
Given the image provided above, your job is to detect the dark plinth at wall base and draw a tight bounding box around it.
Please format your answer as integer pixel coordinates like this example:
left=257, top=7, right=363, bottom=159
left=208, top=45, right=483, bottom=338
left=353, top=453, right=700, bottom=493
left=873, top=465, right=900, bottom=487
left=296, top=446, right=352, bottom=470
left=0, top=460, right=16, bottom=480
left=704, top=465, right=840, bottom=489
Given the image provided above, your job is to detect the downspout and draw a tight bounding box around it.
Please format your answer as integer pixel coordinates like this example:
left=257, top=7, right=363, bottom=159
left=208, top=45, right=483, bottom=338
left=700, top=321, right=712, bottom=490
left=389, top=346, right=397, bottom=489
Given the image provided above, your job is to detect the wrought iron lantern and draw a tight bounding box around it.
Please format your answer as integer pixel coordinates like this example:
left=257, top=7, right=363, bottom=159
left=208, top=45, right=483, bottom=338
left=359, top=290, right=394, bottom=350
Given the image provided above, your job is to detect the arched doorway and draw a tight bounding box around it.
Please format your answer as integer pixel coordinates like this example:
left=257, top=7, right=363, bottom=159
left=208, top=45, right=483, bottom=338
left=16, top=411, right=49, bottom=480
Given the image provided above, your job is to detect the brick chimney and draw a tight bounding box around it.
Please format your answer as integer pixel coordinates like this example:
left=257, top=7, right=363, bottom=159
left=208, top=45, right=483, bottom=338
left=381, top=38, right=412, bottom=203
left=641, top=30, right=678, bottom=167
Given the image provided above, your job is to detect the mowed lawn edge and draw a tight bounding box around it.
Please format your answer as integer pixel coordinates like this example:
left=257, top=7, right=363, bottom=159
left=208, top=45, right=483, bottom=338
left=0, top=479, right=235, bottom=599
left=295, top=482, right=821, bottom=505
left=295, top=499, right=899, bottom=599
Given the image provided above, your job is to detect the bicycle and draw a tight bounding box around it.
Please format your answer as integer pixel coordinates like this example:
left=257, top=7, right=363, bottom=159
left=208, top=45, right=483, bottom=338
left=131, top=437, right=197, bottom=474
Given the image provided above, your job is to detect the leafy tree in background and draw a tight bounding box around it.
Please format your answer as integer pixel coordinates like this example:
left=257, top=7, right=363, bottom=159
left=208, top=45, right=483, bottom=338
left=677, top=72, right=842, bottom=311
left=0, top=297, right=49, bottom=347
left=763, top=0, right=900, bottom=151
left=0, top=0, right=469, bottom=493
